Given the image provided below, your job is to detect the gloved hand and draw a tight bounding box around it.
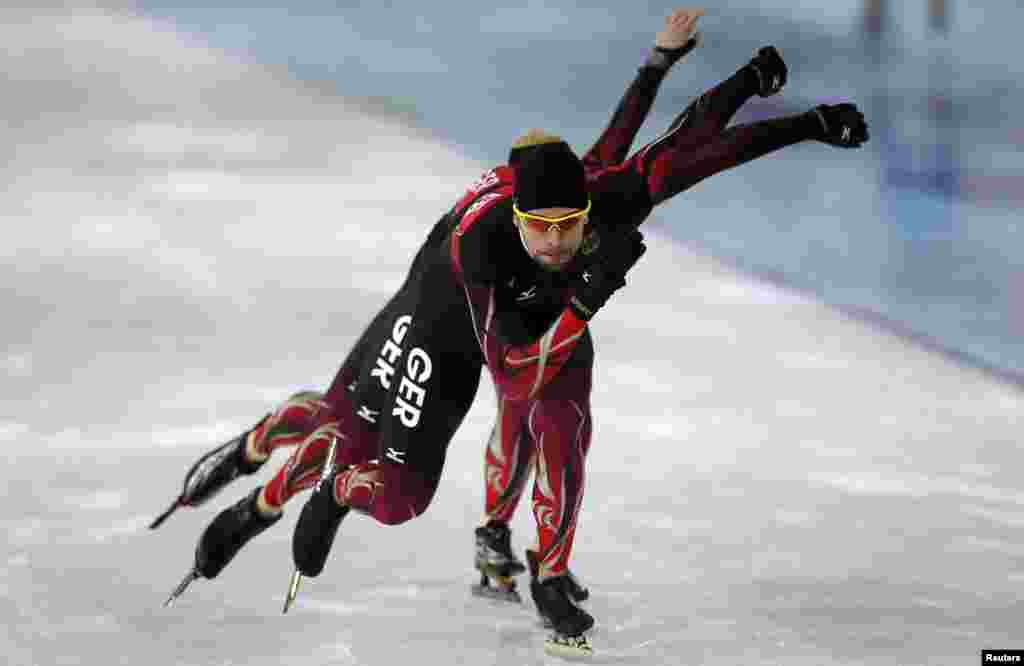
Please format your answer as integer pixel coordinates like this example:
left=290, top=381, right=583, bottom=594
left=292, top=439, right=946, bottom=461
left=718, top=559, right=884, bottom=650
left=569, top=227, right=647, bottom=321
left=748, top=46, right=788, bottom=97
left=811, top=103, right=869, bottom=148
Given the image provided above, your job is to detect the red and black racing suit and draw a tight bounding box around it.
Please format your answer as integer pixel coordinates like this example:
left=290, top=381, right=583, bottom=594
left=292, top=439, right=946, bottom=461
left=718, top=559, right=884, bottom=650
left=253, top=57, right=821, bottom=570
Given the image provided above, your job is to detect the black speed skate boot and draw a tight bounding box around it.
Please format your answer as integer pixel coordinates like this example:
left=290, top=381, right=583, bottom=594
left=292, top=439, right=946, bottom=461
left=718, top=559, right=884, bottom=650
left=471, top=521, right=527, bottom=602
left=150, top=419, right=268, bottom=529
left=195, top=487, right=281, bottom=578
left=292, top=465, right=351, bottom=578
left=526, top=548, right=588, bottom=607
left=748, top=45, right=787, bottom=97
left=531, top=575, right=595, bottom=658
left=163, top=487, right=281, bottom=606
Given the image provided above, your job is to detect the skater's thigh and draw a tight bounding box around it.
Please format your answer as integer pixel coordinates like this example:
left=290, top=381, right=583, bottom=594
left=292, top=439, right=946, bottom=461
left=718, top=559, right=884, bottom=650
left=347, top=303, right=417, bottom=433
left=371, top=278, right=482, bottom=489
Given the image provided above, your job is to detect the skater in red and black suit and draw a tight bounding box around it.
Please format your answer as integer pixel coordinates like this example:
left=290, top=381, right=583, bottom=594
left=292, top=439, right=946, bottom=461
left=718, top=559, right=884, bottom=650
left=468, top=8, right=870, bottom=638
left=472, top=11, right=707, bottom=607
left=153, top=7, right=867, bottom=653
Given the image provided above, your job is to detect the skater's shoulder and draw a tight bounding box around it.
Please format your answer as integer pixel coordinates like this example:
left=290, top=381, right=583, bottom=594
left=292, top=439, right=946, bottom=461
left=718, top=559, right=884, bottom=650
left=451, top=165, right=515, bottom=221
left=449, top=191, right=517, bottom=285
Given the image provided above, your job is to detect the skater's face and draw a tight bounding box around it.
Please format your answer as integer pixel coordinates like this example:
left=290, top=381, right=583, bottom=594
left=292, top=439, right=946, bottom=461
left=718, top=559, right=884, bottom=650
left=514, top=205, right=588, bottom=272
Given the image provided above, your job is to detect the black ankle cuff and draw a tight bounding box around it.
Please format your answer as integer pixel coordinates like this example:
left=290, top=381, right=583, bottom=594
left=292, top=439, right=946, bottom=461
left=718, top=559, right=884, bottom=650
left=742, top=63, right=764, bottom=96
left=235, top=432, right=264, bottom=474
left=643, top=36, right=698, bottom=70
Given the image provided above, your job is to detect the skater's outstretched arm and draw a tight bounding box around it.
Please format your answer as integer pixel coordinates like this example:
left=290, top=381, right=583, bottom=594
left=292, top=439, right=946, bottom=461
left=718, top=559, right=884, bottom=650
left=586, top=47, right=867, bottom=220
left=581, top=8, right=703, bottom=172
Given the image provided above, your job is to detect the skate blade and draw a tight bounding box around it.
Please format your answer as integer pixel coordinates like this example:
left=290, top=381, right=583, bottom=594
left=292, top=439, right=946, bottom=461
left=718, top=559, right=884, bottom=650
left=149, top=498, right=182, bottom=530
left=475, top=557, right=528, bottom=577
left=470, top=581, right=521, bottom=603
left=543, top=632, right=593, bottom=660
left=477, top=561, right=526, bottom=578
left=164, top=569, right=200, bottom=607
left=471, top=570, right=522, bottom=603
left=282, top=569, right=302, bottom=614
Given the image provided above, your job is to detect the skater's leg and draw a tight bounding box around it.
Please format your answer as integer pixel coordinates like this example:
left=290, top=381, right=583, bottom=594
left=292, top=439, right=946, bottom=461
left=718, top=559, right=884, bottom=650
left=246, top=390, right=330, bottom=460
left=472, top=396, right=534, bottom=591
left=329, top=252, right=483, bottom=526
left=322, top=299, right=398, bottom=406
left=292, top=237, right=483, bottom=576
left=205, top=330, right=368, bottom=484
left=256, top=343, right=381, bottom=511
left=640, top=110, right=824, bottom=206
left=155, top=316, right=375, bottom=530
left=483, top=397, right=536, bottom=524
left=600, top=46, right=793, bottom=206
left=631, top=49, right=771, bottom=167
left=529, top=364, right=593, bottom=582
left=290, top=352, right=478, bottom=571
left=192, top=487, right=282, bottom=580
left=669, top=65, right=756, bottom=139
left=530, top=400, right=591, bottom=580
left=525, top=363, right=596, bottom=644
left=182, top=334, right=388, bottom=587
left=324, top=462, right=434, bottom=525
left=260, top=413, right=378, bottom=511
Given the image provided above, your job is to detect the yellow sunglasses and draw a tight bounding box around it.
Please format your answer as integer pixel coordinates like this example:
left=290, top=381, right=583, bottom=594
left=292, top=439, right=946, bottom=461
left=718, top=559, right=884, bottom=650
left=513, top=199, right=591, bottom=233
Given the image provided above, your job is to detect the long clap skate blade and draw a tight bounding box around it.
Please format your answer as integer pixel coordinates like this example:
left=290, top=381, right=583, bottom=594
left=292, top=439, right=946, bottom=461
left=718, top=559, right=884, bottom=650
left=281, top=435, right=338, bottom=611
left=543, top=632, right=594, bottom=660
left=471, top=584, right=522, bottom=603
left=282, top=569, right=302, bottom=614
left=470, top=573, right=522, bottom=603
left=149, top=497, right=183, bottom=530
left=164, top=569, right=200, bottom=607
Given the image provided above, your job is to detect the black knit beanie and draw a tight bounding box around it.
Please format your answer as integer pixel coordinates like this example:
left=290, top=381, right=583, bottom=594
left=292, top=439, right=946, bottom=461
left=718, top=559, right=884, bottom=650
left=513, top=141, right=588, bottom=212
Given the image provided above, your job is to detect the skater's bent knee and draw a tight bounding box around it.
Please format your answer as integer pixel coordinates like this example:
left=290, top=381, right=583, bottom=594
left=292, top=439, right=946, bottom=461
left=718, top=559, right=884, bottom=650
left=368, top=502, right=424, bottom=526
left=360, top=465, right=437, bottom=526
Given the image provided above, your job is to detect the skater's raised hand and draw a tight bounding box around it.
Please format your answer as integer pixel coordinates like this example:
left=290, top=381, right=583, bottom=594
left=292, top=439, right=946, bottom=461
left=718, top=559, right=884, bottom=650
left=655, top=8, right=703, bottom=51
left=646, top=8, right=703, bottom=70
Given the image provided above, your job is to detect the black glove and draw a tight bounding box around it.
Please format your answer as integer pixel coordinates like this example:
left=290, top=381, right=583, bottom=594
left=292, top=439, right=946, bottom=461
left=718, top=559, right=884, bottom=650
left=811, top=103, right=869, bottom=148
left=748, top=46, right=788, bottom=97
left=569, top=228, right=647, bottom=321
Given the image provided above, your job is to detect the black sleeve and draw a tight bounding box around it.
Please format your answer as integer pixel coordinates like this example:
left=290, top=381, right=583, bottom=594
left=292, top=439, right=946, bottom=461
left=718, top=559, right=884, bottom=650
left=450, top=202, right=514, bottom=285
left=586, top=163, right=656, bottom=232
left=582, top=65, right=670, bottom=171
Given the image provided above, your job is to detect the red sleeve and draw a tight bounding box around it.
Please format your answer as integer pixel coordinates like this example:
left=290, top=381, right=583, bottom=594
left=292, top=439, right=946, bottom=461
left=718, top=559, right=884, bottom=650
left=490, top=307, right=588, bottom=402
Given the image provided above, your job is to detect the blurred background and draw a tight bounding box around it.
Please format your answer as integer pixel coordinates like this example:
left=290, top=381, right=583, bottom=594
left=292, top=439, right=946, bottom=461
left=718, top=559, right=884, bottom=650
left=132, top=0, right=1023, bottom=381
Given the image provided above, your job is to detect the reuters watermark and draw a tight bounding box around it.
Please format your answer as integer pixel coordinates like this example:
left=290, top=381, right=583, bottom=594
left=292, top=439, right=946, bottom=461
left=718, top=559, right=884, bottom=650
left=983, top=650, right=1024, bottom=664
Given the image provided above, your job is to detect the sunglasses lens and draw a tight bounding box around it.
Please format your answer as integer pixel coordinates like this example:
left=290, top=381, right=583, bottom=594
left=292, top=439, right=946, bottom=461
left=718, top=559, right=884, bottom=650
left=513, top=199, right=591, bottom=233
left=522, top=212, right=585, bottom=233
